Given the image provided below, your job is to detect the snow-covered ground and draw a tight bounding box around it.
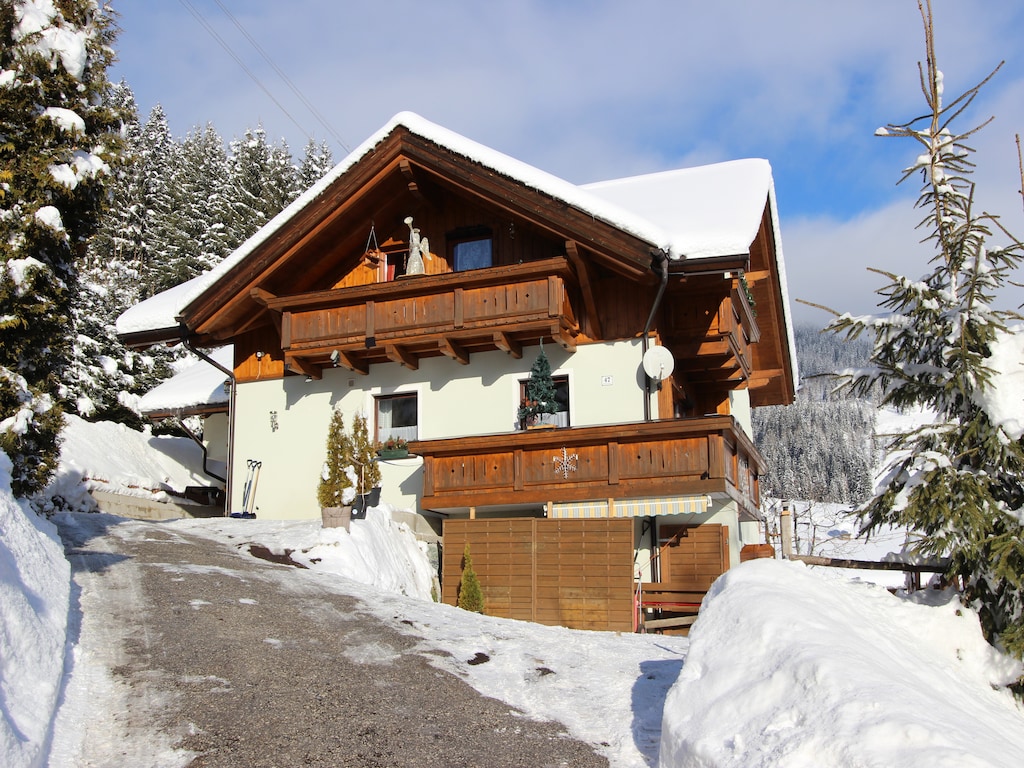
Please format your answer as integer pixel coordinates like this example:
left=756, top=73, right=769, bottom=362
left=2, top=417, right=1023, bottom=768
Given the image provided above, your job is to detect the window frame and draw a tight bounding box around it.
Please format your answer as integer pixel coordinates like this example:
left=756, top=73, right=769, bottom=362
left=517, top=373, right=571, bottom=428
left=374, top=392, right=418, bottom=443
left=448, top=227, right=494, bottom=273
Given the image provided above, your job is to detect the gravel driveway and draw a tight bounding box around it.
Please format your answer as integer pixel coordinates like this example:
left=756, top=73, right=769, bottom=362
left=51, top=514, right=608, bottom=768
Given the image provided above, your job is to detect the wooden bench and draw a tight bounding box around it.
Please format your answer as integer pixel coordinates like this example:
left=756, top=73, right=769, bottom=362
left=637, top=583, right=707, bottom=633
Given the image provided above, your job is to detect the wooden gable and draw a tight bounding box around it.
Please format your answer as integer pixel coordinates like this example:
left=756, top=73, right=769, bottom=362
left=172, top=121, right=793, bottom=406
left=180, top=126, right=657, bottom=348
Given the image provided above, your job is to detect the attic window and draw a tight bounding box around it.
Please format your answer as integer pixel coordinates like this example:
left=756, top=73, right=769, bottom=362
left=450, top=228, right=493, bottom=272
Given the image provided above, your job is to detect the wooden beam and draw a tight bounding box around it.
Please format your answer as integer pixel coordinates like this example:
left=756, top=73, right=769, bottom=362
left=249, top=287, right=278, bottom=305
left=493, top=331, right=522, bottom=358
left=551, top=323, right=577, bottom=353
left=399, top=159, right=426, bottom=203
left=439, top=336, right=470, bottom=365
left=335, top=349, right=369, bottom=375
left=746, top=368, right=785, bottom=389
left=741, top=269, right=771, bottom=284
left=565, top=240, right=603, bottom=339
left=285, top=354, right=321, bottom=380
left=385, top=343, right=419, bottom=370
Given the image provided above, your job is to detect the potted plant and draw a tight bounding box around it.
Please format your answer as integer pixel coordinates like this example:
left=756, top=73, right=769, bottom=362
left=518, top=346, right=559, bottom=429
left=377, top=435, right=409, bottom=459
left=350, top=412, right=382, bottom=518
left=318, top=407, right=356, bottom=529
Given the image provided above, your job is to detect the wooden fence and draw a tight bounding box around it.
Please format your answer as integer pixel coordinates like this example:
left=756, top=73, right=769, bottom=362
left=442, top=517, right=634, bottom=632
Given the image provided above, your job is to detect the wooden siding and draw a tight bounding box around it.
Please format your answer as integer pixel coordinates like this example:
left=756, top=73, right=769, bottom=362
left=442, top=518, right=634, bottom=632
left=413, top=416, right=763, bottom=515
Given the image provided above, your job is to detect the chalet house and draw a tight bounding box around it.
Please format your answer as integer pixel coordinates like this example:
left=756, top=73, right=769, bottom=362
left=118, top=112, right=797, bottom=632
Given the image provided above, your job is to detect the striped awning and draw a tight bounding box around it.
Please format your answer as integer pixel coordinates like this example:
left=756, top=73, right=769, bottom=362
left=549, top=495, right=712, bottom=519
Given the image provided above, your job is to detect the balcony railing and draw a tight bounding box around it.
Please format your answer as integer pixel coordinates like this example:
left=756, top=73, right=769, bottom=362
left=409, top=415, right=762, bottom=515
left=262, top=257, right=579, bottom=375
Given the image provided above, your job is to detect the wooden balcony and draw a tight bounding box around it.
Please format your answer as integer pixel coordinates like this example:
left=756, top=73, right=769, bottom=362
left=410, top=415, right=762, bottom=515
left=259, top=257, right=579, bottom=377
left=666, top=282, right=759, bottom=387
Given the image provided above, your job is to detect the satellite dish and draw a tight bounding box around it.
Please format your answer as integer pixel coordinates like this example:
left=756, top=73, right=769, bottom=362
left=642, top=345, right=675, bottom=382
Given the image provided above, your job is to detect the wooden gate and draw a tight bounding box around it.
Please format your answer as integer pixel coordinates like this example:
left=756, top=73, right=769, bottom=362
left=656, top=523, right=728, bottom=590
left=442, top=517, right=634, bottom=632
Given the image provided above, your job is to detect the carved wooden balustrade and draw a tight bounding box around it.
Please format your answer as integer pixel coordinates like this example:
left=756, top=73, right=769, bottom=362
left=259, top=257, right=579, bottom=376
left=410, top=415, right=762, bottom=515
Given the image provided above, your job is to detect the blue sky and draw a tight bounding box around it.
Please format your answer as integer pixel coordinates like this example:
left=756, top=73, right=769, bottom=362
left=108, top=0, right=1024, bottom=323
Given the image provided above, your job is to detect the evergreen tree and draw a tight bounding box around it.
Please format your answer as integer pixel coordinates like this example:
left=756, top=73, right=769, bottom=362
left=0, top=0, right=121, bottom=495
left=828, top=3, right=1024, bottom=661
left=224, top=126, right=301, bottom=245
left=68, top=83, right=171, bottom=425
left=298, top=138, right=334, bottom=190
left=148, top=123, right=232, bottom=294
left=317, top=407, right=354, bottom=508
left=351, top=411, right=380, bottom=493
left=519, top=346, right=558, bottom=422
left=457, top=543, right=485, bottom=613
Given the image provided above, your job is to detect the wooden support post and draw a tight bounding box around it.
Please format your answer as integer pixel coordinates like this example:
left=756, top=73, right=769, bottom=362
left=780, top=503, right=794, bottom=558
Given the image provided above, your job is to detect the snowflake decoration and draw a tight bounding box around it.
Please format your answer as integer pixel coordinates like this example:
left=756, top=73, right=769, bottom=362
left=553, top=447, right=578, bottom=479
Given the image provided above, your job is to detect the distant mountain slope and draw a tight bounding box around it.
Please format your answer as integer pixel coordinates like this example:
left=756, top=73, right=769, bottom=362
left=753, top=325, right=876, bottom=504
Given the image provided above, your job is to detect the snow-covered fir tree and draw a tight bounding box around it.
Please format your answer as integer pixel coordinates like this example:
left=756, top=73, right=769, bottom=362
left=146, top=123, right=233, bottom=294
left=298, top=138, right=334, bottom=190
left=224, top=126, right=300, bottom=245
left=0, top=0, right=121, bottom=496
left=68, top=86, right=173, bottom=425
left=69, top=110, right=337, bottom=434
left=828, top=3, right=1024, bottom=662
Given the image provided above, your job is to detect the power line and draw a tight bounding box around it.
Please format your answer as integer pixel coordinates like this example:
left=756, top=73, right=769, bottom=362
left=177, top=0, right=320, bottom=149
left=210, top=0, right=351, bottom=154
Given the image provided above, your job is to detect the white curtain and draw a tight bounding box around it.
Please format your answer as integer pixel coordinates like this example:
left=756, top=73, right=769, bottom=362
left=376, top=396, right=418, bottom=441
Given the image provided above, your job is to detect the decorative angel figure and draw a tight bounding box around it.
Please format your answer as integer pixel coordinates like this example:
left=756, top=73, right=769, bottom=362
left=404, top=216, right=430, bottom=275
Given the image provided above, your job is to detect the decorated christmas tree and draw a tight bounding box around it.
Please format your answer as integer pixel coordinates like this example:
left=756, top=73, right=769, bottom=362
left=518, top=346, right=558, bottom=423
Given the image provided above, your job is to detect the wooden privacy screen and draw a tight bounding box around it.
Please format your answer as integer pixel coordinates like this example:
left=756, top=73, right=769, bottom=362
left=656, top=524, right=729, bottom=591
left=442, top=517, right=634, bottom=632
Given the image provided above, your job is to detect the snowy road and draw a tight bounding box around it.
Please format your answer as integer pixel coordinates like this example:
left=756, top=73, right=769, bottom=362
left=47, top=514, right=607, bottom=767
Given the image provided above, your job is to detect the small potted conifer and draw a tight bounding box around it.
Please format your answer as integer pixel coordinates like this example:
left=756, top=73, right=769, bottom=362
left=350, top=412, right=382, bottom=518
left=318, top=407, right=356, bottom=529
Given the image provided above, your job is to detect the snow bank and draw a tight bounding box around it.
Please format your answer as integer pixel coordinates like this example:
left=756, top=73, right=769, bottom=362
left=0, top=452, right=70, bottom=768
left=659, top=559, right=1024, bottom=768
left=175, top=506, right=437, bottom=601
left=44, top=414, right=223, bottom=511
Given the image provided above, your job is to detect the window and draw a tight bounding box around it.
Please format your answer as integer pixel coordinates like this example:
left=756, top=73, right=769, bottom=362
left=375, top=393, right=418, bottom=442
left=518, top=375, right=570, bottom=427
left=451, top=233, right=493, bottom=272
left=384, top=251, right=406, bottom=282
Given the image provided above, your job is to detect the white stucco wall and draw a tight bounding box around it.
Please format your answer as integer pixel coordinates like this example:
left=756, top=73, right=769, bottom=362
left=729, top=388, right=752, bottom=437
left=229, top=339, right=654, bottom=519
left=203, top=412, right=228, bottom=463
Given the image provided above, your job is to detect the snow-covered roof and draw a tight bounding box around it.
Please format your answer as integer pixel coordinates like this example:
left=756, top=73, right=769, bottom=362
left=583, top=159, right=773, bottom=260
left=116, top=111, right=786, bottom=339
left=137, top=346, right=232, bottom=416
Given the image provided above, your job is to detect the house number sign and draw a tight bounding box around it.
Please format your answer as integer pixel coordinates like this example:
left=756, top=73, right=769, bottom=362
left=553, top=447, right=578, bottom=479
